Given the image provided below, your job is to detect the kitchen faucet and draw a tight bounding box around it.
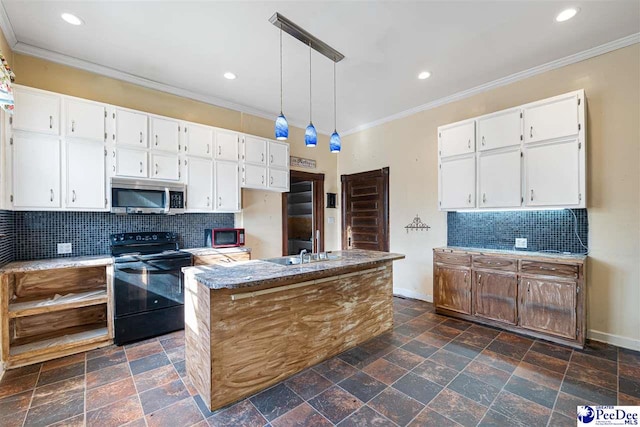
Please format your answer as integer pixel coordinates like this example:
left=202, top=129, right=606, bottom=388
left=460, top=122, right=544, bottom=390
left=299, top=249, right=308, bottom=264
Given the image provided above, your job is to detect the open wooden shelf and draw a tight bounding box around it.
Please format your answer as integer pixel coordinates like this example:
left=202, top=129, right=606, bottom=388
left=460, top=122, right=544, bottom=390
left=9, top=290, right=108, bottom=318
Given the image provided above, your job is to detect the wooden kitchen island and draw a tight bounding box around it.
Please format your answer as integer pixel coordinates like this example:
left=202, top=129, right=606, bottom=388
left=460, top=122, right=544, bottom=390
left=182, top=249, right=404, bottom=412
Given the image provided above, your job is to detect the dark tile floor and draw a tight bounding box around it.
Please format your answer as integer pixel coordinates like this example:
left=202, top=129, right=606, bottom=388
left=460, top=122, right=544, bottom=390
left=1, top=297, right=639, bottom=426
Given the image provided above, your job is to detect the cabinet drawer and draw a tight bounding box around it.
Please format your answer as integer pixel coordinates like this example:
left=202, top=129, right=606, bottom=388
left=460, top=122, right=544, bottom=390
left=473, top=256, right=517, bottom=272
left=434, top=252, right=471, bottom=266
left=520, top=261, right=578, bottom=279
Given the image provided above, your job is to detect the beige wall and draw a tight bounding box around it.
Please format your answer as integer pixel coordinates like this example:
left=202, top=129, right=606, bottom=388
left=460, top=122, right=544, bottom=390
left=340, top=45, right=640, bottom=349
left=7, top=52, right=340, bottom=260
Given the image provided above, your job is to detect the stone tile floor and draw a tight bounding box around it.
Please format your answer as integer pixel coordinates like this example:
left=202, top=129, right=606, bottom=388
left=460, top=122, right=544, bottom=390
left=0, top=296, right=639, bottom=426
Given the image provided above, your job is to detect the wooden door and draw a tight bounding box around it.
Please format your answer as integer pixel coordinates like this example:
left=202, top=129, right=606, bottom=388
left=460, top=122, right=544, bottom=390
left=282, top=171, right=325, bottom=256
left=519, top=278, right=577, bottom=339
left=341, top=168, right=389, bottom=251
left=474, top=271, right=517, bottom=324
left=434, top=266, right=471, bottom=315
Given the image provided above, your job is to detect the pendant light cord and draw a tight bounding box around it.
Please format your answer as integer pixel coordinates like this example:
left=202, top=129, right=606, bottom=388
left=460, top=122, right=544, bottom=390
left=309, top=42, right=312, bottom=123
left=279, top=28, right=283, bottom=114
left=333, top=62, right=337, bottom=131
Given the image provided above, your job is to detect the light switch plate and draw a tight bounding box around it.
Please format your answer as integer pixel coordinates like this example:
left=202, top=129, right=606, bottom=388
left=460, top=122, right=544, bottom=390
left=515, top=238, right=527, bottom=249
left=57, top=243, right=72, bottom=254
left=328, top=217, right=335, bottom=224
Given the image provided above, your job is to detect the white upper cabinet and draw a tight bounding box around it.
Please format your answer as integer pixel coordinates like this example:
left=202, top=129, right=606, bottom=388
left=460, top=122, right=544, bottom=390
left=242, top=164, right=267, bottom=189
left=12, top=87, right=60, bottom=135
left=243, top=135, right=267, bottom=165
left=215, top=130, right=239, bottom=162
left=524, top=92, right=580, bottom=144
left=477, top=108, right=521, bottom=151
left=439, top=155, right=476, bottom=210
left=116, top=109, right=148, bottom=148
left=12, top=134, right=61, bottom=208
left=151, top=153, right=180, bottom=181
left=478, top=148, right=522, bottom=208
left=67, top=141, right=106, bottom=209
left=268, top=168, right=289, bottom=192
left=150, top=117, right=180, bottom=152
left=268, top=140, right=289, bottom=169
left=115, top=148, right=147, bottom=178
left=65, top=99, right=106, bottom=142
left=215, top=160, right=241, bottom=212
left=525, top=139, right=582, bottom=208
left=183, top=123, right=213, bottom=158
left=186, top=157, right=213, bottom=211
left=438, top=120, right=475, bottom=158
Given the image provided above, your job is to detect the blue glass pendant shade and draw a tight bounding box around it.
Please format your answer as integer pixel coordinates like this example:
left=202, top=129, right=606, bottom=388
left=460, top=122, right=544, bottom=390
left=305, top=123, right=317, bottom=147
left=275, top=113, right=288, bottom=140
left=329, top=131, right=341, bottom=153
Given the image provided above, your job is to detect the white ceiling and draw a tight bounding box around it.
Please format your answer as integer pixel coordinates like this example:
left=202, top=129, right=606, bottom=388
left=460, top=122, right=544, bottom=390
left=1, top=1, right=639, bottom=135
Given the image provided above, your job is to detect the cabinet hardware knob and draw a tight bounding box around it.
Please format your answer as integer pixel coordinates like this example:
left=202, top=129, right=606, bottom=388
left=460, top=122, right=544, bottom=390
left=270, top=175, right=274, bottom=185
left=261, top=153, right=264, bottom=163
left=113, top=151, right=116, bottom=158
left=530, top=126, right=533, bottom=138
left=261, top=175, right=264, bottom=184
left=468, top=139, right=471, bottom=149
left=218, top=146, right=221, bottom=156
left=155, top=135, right=158, bottom=146
left=482, top=193, right=486, bottom=203
left=50, top=189, right=54, bottom=202
left=270, top=154, right=274, bottom=164
left=72, top=190, right=76, bottom=202
left=206, top=144, right=210, bottom=154
left=140, top=162, right=143, bottom=173
left=155, top=163, right=159, bottom=175
left=71, top=120, right=75, bottom=133
left=207, top=196, right=210, bottom=206
left=113, top=165, right=116, bottom=172
left=140, top=131, right=143, bottom=143
left=530, top=189, right=534, bottom=201
left=468, top=194, right=471, bottom=204
left=49, top=116, right=53, bottom=129
left=481, top=136, right=485, bottom=146
left=218, top=196, right=222, bottom=207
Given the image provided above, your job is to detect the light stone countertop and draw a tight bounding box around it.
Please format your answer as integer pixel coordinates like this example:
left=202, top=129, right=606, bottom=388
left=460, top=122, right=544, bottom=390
left=435, top=246, right=587, bottom=263
left=0, top=255, right=114, bottom=273
left=182, top=247, right=251, bottom=257
left=183, top=249, right=405, bottom=290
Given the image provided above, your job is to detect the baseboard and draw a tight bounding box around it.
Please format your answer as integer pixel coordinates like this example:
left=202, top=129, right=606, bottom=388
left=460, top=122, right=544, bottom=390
left=588, top=329, right=640, bottom=352
left=393, top=288, right=433, bottom=303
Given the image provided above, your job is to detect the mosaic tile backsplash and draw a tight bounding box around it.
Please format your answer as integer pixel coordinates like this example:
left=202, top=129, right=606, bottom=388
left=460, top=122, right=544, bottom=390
left=447, top=209, right=588, bottom=253
left=4, top=211, right=234, bottom=262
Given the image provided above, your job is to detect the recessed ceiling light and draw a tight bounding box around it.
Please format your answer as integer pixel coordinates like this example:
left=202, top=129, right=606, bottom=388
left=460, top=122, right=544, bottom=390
left=224, top=72, right=237, bottom=80
left=556, top=8, right=579, bottom=22
left=61, top=13, right=83, bottom=26
left=418, top=71, right=431, bottom=80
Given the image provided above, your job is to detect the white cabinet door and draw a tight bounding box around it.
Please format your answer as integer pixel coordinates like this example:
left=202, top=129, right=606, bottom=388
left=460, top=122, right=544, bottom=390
left=215, top=130, right=239, bottom=162
left=268, top=168, right=289, bottom=192
left=242, top=164, right=267, bottom=189
left=66, top=99, right=105, bottom=141
left=478, top=148, right=521, bottom=208
left=151, top=153, right=180, bottom=181
left=243, top=135, right=267, bottom=165
left=215, top=160, right=240, bottom=212
left=186, top=157, right=213, bottom=211
left=439, top=120, right=475, bottom=158
left=477, top=108, right=521, bottom=151
left=268, top=140, right=289, bottom=169
left=12, top=134, right=61, bottom=208
left=184, top=123, right=213, bottom=158
left=12, top=88, right=60, bottom=135
left=525, top=139, right=582, bottom=207
left=439, top=155, right=475, bottom=210
left=116, top=148, right=147, bottom=178
left=67, top=141, right=106, bottom=209
left=150, top=117, right=180, bottom=152
left=116, top=109, right=148, bottom=147
left=524, top=93, right=579, bottom=144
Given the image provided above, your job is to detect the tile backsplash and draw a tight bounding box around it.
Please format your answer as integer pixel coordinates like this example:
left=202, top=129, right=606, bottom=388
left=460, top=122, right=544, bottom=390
left=0, top=211, right=234, bottom=264
left=447, top=209, right=588, bottom=253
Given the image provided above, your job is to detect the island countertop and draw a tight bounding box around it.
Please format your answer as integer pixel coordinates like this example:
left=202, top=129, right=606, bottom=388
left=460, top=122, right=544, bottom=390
left=183, top=249, right=405, bottom=290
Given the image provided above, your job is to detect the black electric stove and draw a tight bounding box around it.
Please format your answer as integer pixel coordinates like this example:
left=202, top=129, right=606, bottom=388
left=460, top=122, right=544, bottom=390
left=111, top=232, right=192, bottom=345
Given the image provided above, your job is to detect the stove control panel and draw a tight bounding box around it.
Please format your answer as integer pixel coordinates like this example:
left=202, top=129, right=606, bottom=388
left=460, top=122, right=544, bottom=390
left=110, top=232, right=178, bottom=246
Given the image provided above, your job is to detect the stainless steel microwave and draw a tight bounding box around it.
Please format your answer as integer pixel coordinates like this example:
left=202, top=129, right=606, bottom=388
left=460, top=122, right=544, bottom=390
left=110, top=178, right=185, bottom=214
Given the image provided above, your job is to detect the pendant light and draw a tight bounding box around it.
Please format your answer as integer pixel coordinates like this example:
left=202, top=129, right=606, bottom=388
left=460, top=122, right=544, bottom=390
left=274, top=28, right=288, bottom=140
left=305, top=42, right=317, bottom=147
left=329, top=61, right=341, bottom=153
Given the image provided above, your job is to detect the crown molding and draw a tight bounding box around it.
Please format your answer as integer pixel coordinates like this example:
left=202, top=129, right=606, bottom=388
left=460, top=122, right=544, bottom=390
left=342, top=32, right=640, bottom=136
left=0, top=1, right=17, bottom=48
left=8, top=41, right=332, bottom=137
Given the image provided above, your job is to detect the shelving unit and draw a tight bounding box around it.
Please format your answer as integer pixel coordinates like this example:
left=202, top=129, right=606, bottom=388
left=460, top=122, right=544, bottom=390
left=1, top=263, right=113, bottom=369
left=287, top=181, right=314, bottom=255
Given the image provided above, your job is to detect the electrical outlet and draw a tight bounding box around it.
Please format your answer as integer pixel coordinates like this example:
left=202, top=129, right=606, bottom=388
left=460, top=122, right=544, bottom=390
left=327, top=217, right=335, bottom=224
left=57, top=243, right=72, bottom=254
left=515, top=238, right=527, bottom=249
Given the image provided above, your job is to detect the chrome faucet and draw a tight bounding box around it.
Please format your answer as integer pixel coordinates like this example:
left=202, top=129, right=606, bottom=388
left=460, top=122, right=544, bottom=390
left=299, top=249, right=308, bottom=264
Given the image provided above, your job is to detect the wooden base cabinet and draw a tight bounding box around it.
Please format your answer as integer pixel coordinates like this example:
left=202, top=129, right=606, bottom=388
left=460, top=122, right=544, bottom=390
left=433, top=248, right=586, bottom=348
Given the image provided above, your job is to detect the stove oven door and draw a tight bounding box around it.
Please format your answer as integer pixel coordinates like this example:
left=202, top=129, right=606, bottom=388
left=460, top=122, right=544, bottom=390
left=114, top=257, right=190, bottom=317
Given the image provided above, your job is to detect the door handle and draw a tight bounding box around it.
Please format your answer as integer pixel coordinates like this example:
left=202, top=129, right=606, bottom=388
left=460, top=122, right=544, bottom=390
left=207, top=196, right=210, bottom=207
left=155, top=135, right=158, bottom=146
left=71, top=120, right=75, bottom=133
left=468, top=194, right=472, bottom=204
left=530, top=189, right=534, bottom=201
left=140, top=162, right=143, bottom=173
left=270, top=175, right=274, bottom=185
left=139, top=131, right=143, bottom=143
left=49, top=116, right=53, bottom=129
left=530, top=126, right=533, bottom=138
left=155, top=163, right=159, bottom=175
left=482, top=193, right=486, bottom=204
left=50, top=189, right=54, bottom=202
left=72, top=190, right=76, bottom=203
left=218, top=146, right=221, bottom=156
left=481, top=136, right=485, bottom=146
